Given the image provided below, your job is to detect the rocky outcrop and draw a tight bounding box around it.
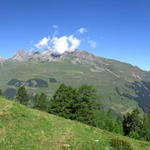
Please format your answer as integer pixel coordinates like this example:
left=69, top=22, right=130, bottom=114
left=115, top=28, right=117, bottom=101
left=11, top=49, right=62, bottom=62
left=71, top=50, right=107, bottom=65
left=12, top=49, right=31, bottom=61
left=0, top=57, right=5, bottom=63
left=10, top=49, right=108, bottom=65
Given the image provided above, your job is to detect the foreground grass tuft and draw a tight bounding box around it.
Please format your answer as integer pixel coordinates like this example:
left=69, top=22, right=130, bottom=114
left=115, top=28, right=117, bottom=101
left=111, top=138, right=133, bottom=150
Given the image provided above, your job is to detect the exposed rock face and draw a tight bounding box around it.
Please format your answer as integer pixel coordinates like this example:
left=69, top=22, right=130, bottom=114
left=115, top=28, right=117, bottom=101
left=71, top=50, right=107, bottom=65
left=12, top=49, right=30, bottom=61
left=10, top=49, right=72, bottom=62
left=29, top=49, right=54, bottom=61
left=0, top=57, right=5, bottom=63
left=11, top=49, right=55, bottom=62
left=10, top=49, right=107, bottom=65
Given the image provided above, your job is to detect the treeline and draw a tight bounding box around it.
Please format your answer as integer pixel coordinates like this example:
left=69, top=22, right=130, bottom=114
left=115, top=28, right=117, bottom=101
left=1, top=84, right=150, bottom=141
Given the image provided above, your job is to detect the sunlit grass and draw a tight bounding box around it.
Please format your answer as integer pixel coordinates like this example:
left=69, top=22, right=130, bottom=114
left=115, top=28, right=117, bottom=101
left=0, top=97, right=150, bottom=150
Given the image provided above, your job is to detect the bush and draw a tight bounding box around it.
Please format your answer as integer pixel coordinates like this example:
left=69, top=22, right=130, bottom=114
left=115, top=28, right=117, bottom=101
left=110, top=138, right=133, bottom=150
left=128, top=131, right=141, bottom=140
left=49, top=78, right=57, bottom=83
left=25, top=78, right=48, bottom=88
left=7, top=79, right=23, bottom=87
left=3, top=88, right=17, bottom=99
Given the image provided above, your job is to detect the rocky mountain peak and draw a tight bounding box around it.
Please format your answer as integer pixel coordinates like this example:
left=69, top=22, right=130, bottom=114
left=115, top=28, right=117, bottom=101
left=0, top=56, right=5, bottom=62
left=9, top=49, right=107, bottom=68
left=7, top=48, right=108, bottom=70
left=12, top=49, right=30, bottom=61
left=14, top=49, right=28, bottom=56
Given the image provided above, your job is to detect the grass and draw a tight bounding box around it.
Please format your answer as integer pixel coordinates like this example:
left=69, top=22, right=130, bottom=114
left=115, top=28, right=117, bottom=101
left=0, top=60, right=142, bottom=114
left=0, top=97, right=150, bottom=150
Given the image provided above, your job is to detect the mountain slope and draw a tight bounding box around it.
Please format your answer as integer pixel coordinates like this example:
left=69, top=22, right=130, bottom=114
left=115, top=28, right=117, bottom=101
left=0, top=97, right=150, bottom=150
left=0, top=49, right=150, bottom=114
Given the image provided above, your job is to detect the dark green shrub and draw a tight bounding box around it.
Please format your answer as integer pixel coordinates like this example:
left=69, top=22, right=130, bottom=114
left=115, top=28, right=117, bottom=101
left=7, top=79, right=23, bottom=87
left=128, top=131, right=141, bottom=140
left=49, top=78, right=57, bottom=83
left=111, top=138, right=133, bottom=150
left=3, top=88, right=17, bottom=99
left=25, top=78, right=48, bottom=88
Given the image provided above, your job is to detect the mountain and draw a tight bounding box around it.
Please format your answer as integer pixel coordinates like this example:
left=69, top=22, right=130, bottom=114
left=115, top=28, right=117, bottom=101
left=1, top=49, right=150, bottom=114
left=0, top=57, right=5, bottom=63
left=0, top=96, right=150, bottom=150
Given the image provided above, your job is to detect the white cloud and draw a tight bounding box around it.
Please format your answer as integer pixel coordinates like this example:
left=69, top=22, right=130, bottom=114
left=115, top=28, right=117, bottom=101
left=52, top=25, right=58, bottom=29
left=34, top=27, right=88, bottom=54
left=78, top=28, right=87, bottom=34
left=51, top=35, right=81, bottom=54
left=68, top=35, right=80, bottom=52
left=88, top=40, right=96, bottom=48
left=35, top=37, right=50, bottom=49
left=51, top=36, right=69, bottom=54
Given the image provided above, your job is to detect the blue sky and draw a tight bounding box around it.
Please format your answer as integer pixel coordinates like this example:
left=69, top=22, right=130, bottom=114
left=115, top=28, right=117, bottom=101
left=0, top=0, right=150, bottom=70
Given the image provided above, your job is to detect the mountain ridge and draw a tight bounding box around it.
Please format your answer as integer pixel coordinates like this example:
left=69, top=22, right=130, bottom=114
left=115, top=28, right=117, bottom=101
left=0, top=49, right=144, bottom=71
left=0, top=49, right=144, bottom=79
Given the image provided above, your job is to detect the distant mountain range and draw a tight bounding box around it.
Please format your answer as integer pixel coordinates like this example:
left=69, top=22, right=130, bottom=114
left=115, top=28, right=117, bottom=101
left=1, top=49, right=150, bottom=114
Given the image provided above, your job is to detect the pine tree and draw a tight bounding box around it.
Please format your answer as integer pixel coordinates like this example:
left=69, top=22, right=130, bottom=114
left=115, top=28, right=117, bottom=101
left=49, top=84, right=78, bottom=119
left=16, top=86, right=29, bottom=105
left=48, top=84, right=98, bottom=125
left=33, top=93, right=39, bottom=108
left=141, top=114, right=150, bottom=141
left=105, top=109, right=116, bottom=132
left=122, top=108, right=142, bottom=136
left=33, top=93, right=49, bottom=111
left=76, top=84, right=97, bottom=125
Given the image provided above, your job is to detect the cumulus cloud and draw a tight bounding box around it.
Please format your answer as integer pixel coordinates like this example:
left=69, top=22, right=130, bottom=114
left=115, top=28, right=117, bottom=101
left=51, top=36, right=69, bottom=54
left=34, top=27, right=97, bottom=54
left=51, top=35, right=80, bottom=54
left=68, top=35, right=80, bottom=52
left=35, top=37, right=50, bottom=49
left=35, top=34, right=80, bottom=54
left=78, top=28, right=87, bottom=34
left=88, top=40, right=96, bottom=48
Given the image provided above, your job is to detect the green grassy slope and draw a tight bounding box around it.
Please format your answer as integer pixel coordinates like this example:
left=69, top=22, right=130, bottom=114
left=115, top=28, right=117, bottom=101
left=0, top=97, right=150, bottom=150
left=0, top=60, right=141, bottom=114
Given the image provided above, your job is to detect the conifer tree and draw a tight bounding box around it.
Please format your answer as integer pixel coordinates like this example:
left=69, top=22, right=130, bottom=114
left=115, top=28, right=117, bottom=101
left=33, top=93, right=49, bottom=111
left=141, top=114, right=150, bottom=141
left=16, top=86, right=29, bottom=105
left=75, top=84, right=97, bottom=125
left=48, top=84, right=98, bottom=125
left=49, top=84, right=78, bottom=119
left=122, top=108, right=142, bottom=136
